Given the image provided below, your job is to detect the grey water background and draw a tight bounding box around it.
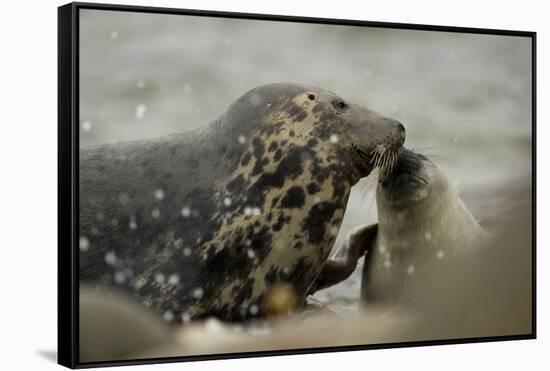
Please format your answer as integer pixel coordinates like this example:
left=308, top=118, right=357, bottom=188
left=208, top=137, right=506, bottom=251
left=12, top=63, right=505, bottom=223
left=79, top=10, right=532, bottom=314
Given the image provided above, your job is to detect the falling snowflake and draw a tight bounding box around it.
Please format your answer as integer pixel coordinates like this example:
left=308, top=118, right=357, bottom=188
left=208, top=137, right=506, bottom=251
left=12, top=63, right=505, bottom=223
left=223, top=197, right=232, bottom=207
left=105, top=251, right=117, bottom=266
left=329, top=134, right=339, bottom=143
left=183, top=247, right=192, bottom=257
left=82, top=121, right=92, bottom=132
left=136, top=80, right=145, bottom=89
left=383, top=259, right=392, bottom=268
left=129, top=220, right=137, bottom=230
left=330, top=226, right=339, bottom=236
left=181, top=206, right=191, bottom=218
left=135, top=104, right=147, bottom=120
left=407, top=265, right=415, bottom=275
left=424, top=232, right=432, bottom=241
left=183, top=83, right=192, bottom=93
left=247, top=249, right=255, bottom=258
left=163, top=310, right=174, bottom=322
left=168, top=274, right=180, bottom=285
left=193, top=287, right=204, bottom=299
left=238, top=135, right=246, bottom=144
left=154, top=272, right=165, bottom=284
left=204, top=317, right=224, bottom=333
left=436, top=250, right=445, bottom=259
left=243, top=206, right=261, bottom=216
left=114, top=271, right=126, bottom=284
left=109, top=31, right=119, bottom=39
left=154, top=189, right=165, bottom=201
left=151, top=208, right=160, bottom=219
left=181, top=312, right=192, bottom=324
left=249, top=304, right=259, bottom=315
left=79, top=237, right=89, bottom=251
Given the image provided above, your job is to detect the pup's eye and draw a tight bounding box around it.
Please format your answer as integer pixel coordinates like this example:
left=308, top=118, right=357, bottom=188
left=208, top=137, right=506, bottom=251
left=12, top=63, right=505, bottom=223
left=333, top=100, right=349, bottom=111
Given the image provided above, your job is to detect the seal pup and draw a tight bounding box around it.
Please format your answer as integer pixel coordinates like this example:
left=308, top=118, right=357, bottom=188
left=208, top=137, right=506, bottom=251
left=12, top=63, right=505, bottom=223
left=310, top=148, right=486, bottom=306
left=79, top=83, right=405, bottom=322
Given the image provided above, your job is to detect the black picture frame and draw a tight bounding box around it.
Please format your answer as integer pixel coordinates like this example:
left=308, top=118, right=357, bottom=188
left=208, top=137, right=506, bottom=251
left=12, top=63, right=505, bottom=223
left=58, top=2, right=537, bottom=369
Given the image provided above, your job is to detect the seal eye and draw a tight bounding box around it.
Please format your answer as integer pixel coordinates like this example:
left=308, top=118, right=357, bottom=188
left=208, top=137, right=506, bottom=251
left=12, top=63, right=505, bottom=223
left=307, top=93, right=316, bottom=101
left=333, top=100, right=349, bottom=111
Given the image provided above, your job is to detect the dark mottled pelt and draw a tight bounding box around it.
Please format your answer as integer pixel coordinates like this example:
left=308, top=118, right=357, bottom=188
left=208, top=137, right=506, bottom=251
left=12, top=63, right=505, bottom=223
left=79, top=83, right=405, bottom=322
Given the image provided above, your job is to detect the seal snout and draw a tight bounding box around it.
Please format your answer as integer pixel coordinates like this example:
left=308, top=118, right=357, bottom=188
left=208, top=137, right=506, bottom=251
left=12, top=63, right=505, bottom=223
left=384, top=117, right=406, bottom=147
left=379, top=148, right=429, bottom=196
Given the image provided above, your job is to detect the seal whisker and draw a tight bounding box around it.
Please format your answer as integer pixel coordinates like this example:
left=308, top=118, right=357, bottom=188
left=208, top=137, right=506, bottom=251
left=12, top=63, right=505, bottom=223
left=375, top=154, right=383, bottom=169
left=385, top=150, right=395, bottom=174
left=390, top=151, right=397, bottom=172
left=382, top=153, right=391, bottom=177
left=411, top=145, right=443, bottom=152
left=369, top=152, right=378, bottom=165
left=381, top=153, right=389, bottom=175
left=376, top=154, right=382, bottom=170
left=410, top=146, right=448, bottom=161
left=378, top=154, right=384, bottom=169
left=371, top=153, right=378, bottom=166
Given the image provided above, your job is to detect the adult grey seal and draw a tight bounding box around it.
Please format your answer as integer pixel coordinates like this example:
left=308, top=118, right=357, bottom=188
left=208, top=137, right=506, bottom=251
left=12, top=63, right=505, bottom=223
left=79, top=83, right=406, bottom=322
left=310, top=148, right=486, bottom=306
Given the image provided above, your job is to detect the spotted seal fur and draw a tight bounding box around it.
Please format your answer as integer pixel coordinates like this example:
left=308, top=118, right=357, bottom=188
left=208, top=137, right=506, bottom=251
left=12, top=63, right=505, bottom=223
left=79, top=83, right=406, bottom=322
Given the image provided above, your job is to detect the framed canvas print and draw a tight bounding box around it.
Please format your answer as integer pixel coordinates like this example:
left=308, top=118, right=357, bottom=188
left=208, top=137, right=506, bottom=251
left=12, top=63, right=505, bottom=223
left=58, top=2, right=536, bottom=368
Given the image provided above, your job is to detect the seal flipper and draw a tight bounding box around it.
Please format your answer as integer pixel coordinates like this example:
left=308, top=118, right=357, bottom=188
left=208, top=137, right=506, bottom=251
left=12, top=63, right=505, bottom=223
left=308, top=223, right=378, bottom=295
